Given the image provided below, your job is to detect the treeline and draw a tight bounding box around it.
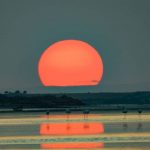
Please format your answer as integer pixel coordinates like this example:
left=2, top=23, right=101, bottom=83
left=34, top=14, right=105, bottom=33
left=0, top=94, right=84, bottom=109
left=0, top=92, right=150, bottom=109
left=65, top=92, right=150, bottom=105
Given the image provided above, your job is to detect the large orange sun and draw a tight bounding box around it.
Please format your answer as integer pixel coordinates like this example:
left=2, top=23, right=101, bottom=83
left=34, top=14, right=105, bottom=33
left=38, top=39, right=103, bottom=86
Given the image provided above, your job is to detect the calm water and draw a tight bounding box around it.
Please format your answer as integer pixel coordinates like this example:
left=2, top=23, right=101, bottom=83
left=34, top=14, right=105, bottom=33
left=0, top=111, right=150, bottom=149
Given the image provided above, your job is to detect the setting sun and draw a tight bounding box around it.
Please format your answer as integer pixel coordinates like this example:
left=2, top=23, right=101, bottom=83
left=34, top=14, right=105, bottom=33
left=38, top=40, right=103, bottom=86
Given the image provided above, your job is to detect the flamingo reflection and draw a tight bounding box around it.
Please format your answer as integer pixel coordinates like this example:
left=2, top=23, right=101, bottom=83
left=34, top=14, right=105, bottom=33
left=137, top=122, right=143, bottom=131
left=123, top=122, right=128, bottom=130
left=40, top=122, right=104, bottom=135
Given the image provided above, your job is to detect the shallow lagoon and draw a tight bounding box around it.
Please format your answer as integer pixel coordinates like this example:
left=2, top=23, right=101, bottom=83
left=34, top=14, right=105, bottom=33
left=0, top=111, right=150, bottom=149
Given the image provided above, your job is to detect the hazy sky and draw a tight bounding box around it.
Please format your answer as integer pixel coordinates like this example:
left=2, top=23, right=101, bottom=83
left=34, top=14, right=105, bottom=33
left=0, top=0, right=150, bottom=93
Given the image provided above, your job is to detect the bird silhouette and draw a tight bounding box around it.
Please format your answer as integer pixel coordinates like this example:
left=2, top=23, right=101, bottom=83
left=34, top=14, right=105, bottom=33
left=122, top=107, right=128, bottom=119
left=83, top=109, right=90, bottom=120
left=65, top=108, right=71, bottom=120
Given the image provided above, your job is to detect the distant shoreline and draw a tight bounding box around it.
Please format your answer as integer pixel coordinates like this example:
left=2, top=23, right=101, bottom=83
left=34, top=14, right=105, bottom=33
left=0, top=91, right=150, bottom=112
left=0, top=104, right=150, bottom=113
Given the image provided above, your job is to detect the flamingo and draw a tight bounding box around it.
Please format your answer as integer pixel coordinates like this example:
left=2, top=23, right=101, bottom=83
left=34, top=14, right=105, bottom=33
left=122, top=107, right=128, bottom=119
left=65, top=108, right=71, bottom=120
left=83, top=109, right=90, bottom=120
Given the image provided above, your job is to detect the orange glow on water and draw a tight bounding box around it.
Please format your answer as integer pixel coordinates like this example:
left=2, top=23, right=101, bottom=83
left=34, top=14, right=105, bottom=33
left=41, top=142, right=104, bottom=149
left=38, top=40, right=103, bottom=86
left=41, top=114, right=100, bottom=119
left=40, top=122, right=104, bottom=135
